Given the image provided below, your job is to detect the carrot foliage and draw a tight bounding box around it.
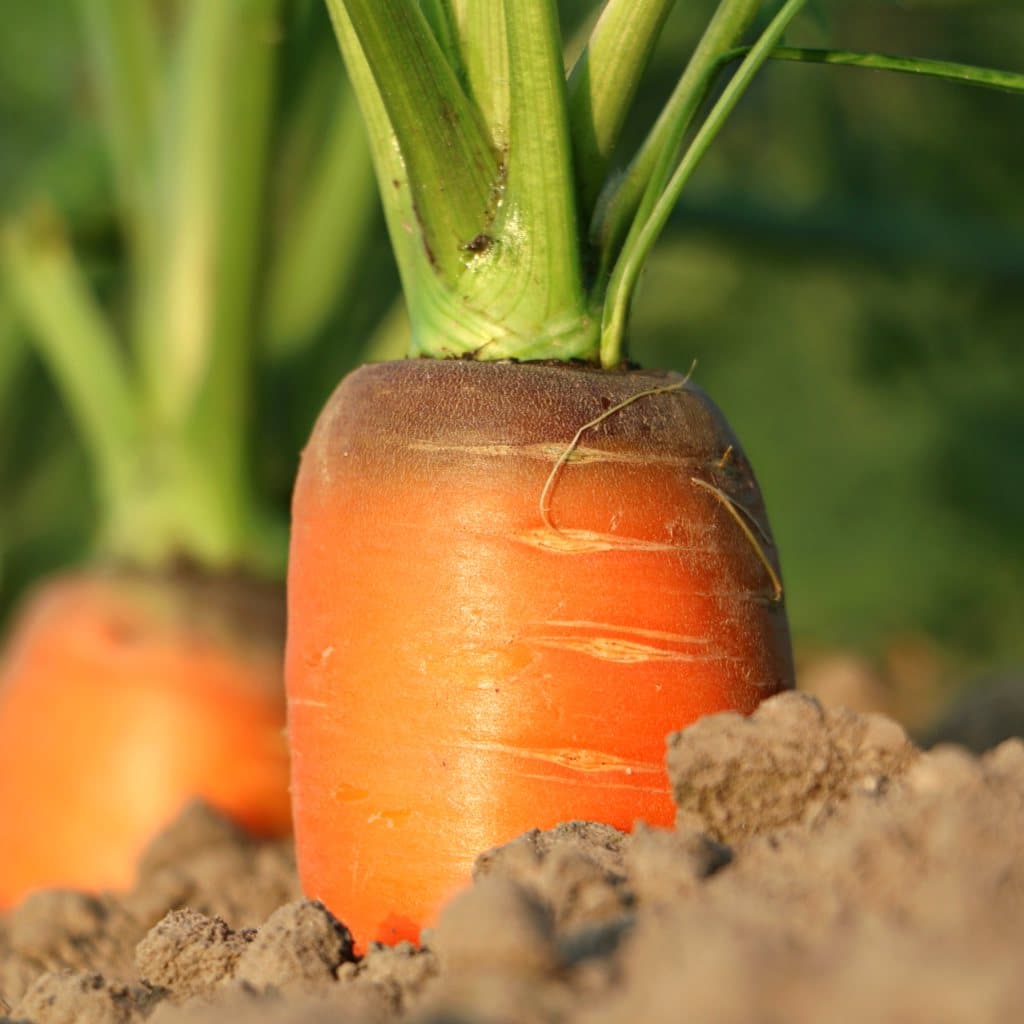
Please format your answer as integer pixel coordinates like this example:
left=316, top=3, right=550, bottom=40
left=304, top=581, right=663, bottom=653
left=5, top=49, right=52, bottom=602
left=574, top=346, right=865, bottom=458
left=326, top=0, right=1024, bottom=368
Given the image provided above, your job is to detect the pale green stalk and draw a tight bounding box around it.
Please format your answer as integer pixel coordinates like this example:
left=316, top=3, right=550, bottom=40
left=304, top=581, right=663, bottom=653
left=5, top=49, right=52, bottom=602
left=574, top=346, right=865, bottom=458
left=591, top=0, right=760, bottom=285
left=566, top=0, right=678, bottom=216
left=137, top=2, right=242, bottom=432
left=180, top=0, right=280, bottom=569
left=265, top=79, right=379, bottom=357
left=451, top=2, right=510, bottom=150
left=323, top=4, right=438, bottom=325
left=417, top=0, right=462, bottom=72
left=73, top=0, right=160, bottom=258
left=327, top=0, right=511, bottom=356
left=601, top=0, right=810, bottom=365
left=476, top=0, right=591, bottom=351
left=328, top=0, right=497, bottom=281
left=1, top=213, right=140, bottom=547
left=766, top=46, right=1024, bottom=94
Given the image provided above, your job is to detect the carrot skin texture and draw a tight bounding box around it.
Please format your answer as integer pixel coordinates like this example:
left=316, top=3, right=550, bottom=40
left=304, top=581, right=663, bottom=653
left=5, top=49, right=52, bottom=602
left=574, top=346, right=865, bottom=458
left=286, top=360, right=793, bottom=949
left=0, top=571, right=291, bottom=908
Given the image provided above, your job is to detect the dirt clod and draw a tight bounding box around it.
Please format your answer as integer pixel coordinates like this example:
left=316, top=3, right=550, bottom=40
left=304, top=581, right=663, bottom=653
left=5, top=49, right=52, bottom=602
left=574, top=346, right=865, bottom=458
left=667, top=690, right=918, bottom=843
left=135, top=909, right=252, bottom=999
left=232, top=901, right=355, bottom=993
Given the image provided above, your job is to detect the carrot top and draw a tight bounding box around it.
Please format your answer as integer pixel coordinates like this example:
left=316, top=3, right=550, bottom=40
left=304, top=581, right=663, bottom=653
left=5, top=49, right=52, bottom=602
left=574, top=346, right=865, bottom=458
left=328, top=0, right=1024, bottom=368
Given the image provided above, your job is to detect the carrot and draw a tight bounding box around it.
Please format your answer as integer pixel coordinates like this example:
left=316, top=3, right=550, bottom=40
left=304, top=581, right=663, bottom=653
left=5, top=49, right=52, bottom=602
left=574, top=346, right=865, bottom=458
left=0, top=572, right=290, bottom=907
left=288, top=0, right=1024, bottom=951
left=288, top=359, right=792, bottom=946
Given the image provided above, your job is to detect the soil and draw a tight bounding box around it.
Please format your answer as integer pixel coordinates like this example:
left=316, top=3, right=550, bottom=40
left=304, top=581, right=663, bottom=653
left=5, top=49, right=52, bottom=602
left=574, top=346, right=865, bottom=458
left=2, top=690, right=1022, bottom=1024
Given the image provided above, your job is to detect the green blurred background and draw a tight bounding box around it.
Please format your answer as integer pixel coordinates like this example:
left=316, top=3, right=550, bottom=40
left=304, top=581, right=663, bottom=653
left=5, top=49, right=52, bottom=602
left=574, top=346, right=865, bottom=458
left=2, top=1, right=1022, bottom=707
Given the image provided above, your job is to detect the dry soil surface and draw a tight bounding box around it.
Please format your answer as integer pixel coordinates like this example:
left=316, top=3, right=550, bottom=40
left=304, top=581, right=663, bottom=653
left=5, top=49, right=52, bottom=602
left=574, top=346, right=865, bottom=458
left=2, top=691, right=1022, bottom=1024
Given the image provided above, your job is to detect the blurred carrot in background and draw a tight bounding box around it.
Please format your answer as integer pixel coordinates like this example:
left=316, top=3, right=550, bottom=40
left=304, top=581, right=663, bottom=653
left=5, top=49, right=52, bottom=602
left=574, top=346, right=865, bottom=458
left=0, top=0, right=394, bottom=907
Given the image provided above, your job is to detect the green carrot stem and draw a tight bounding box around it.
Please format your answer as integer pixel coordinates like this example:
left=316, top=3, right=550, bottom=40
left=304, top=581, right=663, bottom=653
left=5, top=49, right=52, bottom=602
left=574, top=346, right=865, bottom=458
left=764, top=46, right=1024, bottom=95
left=600, top=0, right=810, bottom=366
left=177, top=0, right=280, bottom=569
left=324, top=4, right=431, bottom=315
left=137, top=2, right=241, bottom=432
left=566, top=0, right=678, bottom=218
left=590, top=0, right=760, bottom=287
left=265, top=78, right=379, bottom=357
left=327, top=0, right=498, bottom=283
left=73, top=0, right=160, bottom=260
left=487, top=0, right=588, bottom=337
left=417, top=0, right=463, bottom=73
left=451, top=2, right=510, bottom=150
left=1, top=211, right=140, bottom=529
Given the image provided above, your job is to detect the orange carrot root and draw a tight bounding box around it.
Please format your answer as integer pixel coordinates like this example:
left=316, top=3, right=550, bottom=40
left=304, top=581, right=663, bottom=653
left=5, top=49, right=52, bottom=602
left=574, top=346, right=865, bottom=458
left=0, top=570, right=291, bottom=908
left=286, top=360, right=794, bottom=950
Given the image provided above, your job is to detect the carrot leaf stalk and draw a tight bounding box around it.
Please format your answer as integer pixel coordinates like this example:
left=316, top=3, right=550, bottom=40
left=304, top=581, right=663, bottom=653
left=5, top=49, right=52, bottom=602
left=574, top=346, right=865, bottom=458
left=600, top=0, right=809, bottom=365
left=330, top=0, right=497, bottom=281
left=588, top=0, right=763, bottom=291
left=0, top=212, right=141, bottom=551
left=265, top=77, right=379, bottom=358
left=73, top=0, right=160, bottom=267
left=764, top=47, right=1024, bottom=94
left=566, top=0, right=679, bottom=221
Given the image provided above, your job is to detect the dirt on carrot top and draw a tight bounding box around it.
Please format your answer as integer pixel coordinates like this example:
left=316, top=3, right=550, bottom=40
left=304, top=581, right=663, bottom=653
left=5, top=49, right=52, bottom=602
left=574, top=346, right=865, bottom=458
left=2, top=691, right=1023, bottom=1024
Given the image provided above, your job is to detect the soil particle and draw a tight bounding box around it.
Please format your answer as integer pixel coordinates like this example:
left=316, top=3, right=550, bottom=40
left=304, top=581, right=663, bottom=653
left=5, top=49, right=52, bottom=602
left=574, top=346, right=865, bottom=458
left=624, top=823, right=732, bottom=904
left=336, top=941, right=438, bottom=1019
left=231, top=901, right=355, bottom=993
left=3, top=691, right=1023, bottom=1024
left=472, top=822, right=631, bottom=934
left=10, top=971, right=158, bottom=1024
left=668, top=690, right=918, bottom=843
left=134, top=909, right=253, bottom=999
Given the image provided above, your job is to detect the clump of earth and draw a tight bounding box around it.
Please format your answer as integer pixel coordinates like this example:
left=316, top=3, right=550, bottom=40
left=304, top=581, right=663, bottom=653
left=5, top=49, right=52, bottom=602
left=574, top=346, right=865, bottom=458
left=3, top=691, right=1022, bottom=1024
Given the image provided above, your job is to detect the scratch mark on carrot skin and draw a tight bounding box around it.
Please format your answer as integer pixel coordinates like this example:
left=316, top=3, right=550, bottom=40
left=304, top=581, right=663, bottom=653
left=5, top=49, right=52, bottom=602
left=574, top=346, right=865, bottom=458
left=540, top=620, right=712, bottom=646
left=515, top=528, right=684, bottom=554
left=529, top=634, right=742, bottom=665
left=458, top=739, right=662, bottom=776
left=505, top=771, right=668, bottom=794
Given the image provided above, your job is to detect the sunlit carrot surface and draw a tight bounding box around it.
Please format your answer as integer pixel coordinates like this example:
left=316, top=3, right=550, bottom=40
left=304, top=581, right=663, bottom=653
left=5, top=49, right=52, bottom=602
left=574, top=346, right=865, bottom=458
left=0, top=571, right=291, bottom=909
left=287, top=359, right=793, bottom=949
